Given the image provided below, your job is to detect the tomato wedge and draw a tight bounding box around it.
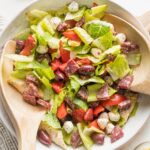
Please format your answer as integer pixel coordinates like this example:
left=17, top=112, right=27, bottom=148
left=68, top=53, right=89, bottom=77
left=63, top=30, right=81, bottom=42
left=89, top=120, right=99, bottom=129
left=20, top=35, right=36, bottom=56
left=52, top=81, right=64, bottom=93
left=59, top=41, right=70, bottom=63
left=84, top=108, right=94, bottom=122
left=57, top=102, right=67, bottom=119
left=76, top=58, right=92, bottom=65
left=101, top=94, right=126, bottom=107
left=51, top=58, right=61, bottom=71
left=93, top=105, right=105, bottom=117
left=72, top=109, right=85, bottom=123
left=59, top=63, right=67, bottom=72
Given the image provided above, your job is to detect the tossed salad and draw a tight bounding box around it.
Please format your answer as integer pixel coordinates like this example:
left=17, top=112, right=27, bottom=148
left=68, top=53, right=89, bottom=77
left=7, top=1, right=141, bottom=150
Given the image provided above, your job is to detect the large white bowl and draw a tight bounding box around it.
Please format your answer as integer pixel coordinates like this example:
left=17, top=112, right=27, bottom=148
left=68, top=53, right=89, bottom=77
left=0, top=0, right=150, bottom=150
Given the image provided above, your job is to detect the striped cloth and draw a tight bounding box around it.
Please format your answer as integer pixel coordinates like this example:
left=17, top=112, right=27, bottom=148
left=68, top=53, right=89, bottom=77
left=0, top=120, right=17, bottom=149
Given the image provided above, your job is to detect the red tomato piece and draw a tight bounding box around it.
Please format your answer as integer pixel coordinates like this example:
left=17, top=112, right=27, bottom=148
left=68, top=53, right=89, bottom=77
left=20, top=35, right=36, bottom=56
left=72, top=109, right=85, bottom=123
left=51, top=58, right=61, bottom=71
left=89, top=120, right=99, bottom=129
left=57, top=102, right=67, bottom=119
left=63, top=30, right=81, bottom=42
left=59, top=63, right=67, bottom=72
left=93, top=105, right=105, bottom=117
left=59, top=41, right=70, bottom=63
left=76, top=58, right=92, bottom=65
left=51, top=81, right=64, bottom=94
left=84, top=108, right=94, bottom=122
left=101, top=94, right=126, bottom=107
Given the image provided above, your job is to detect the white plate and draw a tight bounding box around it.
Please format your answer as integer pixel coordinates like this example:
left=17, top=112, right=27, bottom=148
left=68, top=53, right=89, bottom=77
left=0, top=0, right=150, bottom=150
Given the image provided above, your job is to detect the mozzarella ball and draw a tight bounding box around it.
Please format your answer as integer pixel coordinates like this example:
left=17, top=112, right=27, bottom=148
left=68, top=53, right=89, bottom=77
left=106, top=123, right=115, bottom=134
left=68, top=1, right=79, bottom=12
left=116, top=33, right=126, bottom=43
left=108, top=112, right=120, bottom=122
left=63, top=121, right=74, bottom=134
left=97, top=118, right=109, bottom=130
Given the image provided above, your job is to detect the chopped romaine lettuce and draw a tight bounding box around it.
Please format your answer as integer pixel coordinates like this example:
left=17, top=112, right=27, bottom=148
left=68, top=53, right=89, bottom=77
left=87, top=84, right=103, bottom=102
left=70, top=75, right=105, bottom=86
left=51, top=89, right=66, bottom=114
left=92, top=31, right=113, bottom=50
left=74, top=44, right=91, bottom=54
left=85, top=20, right=110, bottom=39
left=120, top=92, right=138, bottom=125
left=77, top=123, right=94, bottom=150
left=91, top=5, right=107, bottom=16
left=83, top=126, right=104, bottom=135
left=40, top=15, right=55, bottom=35
left=130, top=102, right=138, bottom=117
left=76, top=54, right=100, bottom=63
left=74, top=27, right=94, bottom=45
left=65, top=7, right=85, bottom=21
left=73, top=98, right=88, bottom=111
left=5, top=54, right=34, bottom=62
left=14, top=28, right=31, bottom=40
left=14, top=61, right=47, bottom=70
left=42, top=86, right=54, bottom=101
left=33, top=71, right=51, bottom=89
left=95, top=65, right=105, bottom=76
left=11, top=70, right=31, bottom=79
left=42, top=112, right=61, bottom=129
left=35, top=67, right=55, bottom=80
left=26, top=9, right=48, bottom=24
left=106, top=54, right=130, bottom=81
left=126, top=53, right=141, bottom=66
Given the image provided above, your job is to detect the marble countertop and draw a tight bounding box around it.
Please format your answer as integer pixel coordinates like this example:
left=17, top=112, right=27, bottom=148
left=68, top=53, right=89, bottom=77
left=0, top=0, right=150, bottom=150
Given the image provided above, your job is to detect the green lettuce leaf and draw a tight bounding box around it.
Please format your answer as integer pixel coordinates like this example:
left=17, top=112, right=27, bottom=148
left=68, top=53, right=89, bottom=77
left=91, top=5, right=107, bottom=16
left=77, top=123, right=94, bottom=150
left=126, top=53, right=141, bottom=66
left=11, top=70, right=31, bottom=79
left=26, top=9, right=48, bottom=25
left=14, top=61, right=47, bottom=70
left=95, top=65, right=105, bottom=76
left=14, top=28, right=31, bottom=40
left=5, top=54, right=34, bottom=62
left=92, top=31, right=113, bottom=51
left=74, top=27, right=94, bottom=45
left=83, top=126, right=104, bottom=135
left=73, top=98, right=88, bottom=111
left=70, top=75, right=105, bottom=86
left=42, top=86, right=54, bottom=101
left=106, top=54, right=130, bottom=81
left=51, top=89, right=66, bottom=114
left=33, top=71, right=51, bottom=89
left=87, top=84, right=103, bottom=102
left=74, top=44, right=91, bottom=54
left=65, top=7, right=86, bottom=21
left=42, top=112, right=61, bottom=129
left=40, top=15, right=55, bottom=35
left=85, top=20, right=110, bottom=39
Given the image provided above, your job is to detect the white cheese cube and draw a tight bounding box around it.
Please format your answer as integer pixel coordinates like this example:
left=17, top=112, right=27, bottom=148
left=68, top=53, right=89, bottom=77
left=106, top=123, right=115, bottom=134
left=97, top=118, right=109, bottom=130
left=108, top=112, right=120, bottom=122
left=63, top=121, right=74, bottom=134
left=68, top=1, right=79, bottom=12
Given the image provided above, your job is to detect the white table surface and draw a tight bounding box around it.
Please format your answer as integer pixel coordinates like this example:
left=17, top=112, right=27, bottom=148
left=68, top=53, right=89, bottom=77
left=0, top=0, right=150, bottom=150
